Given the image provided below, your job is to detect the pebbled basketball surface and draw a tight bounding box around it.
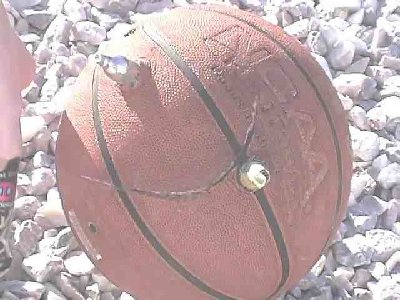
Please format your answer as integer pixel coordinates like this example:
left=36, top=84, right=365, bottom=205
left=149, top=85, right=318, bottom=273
left=56, top=4, right=352, bottom=300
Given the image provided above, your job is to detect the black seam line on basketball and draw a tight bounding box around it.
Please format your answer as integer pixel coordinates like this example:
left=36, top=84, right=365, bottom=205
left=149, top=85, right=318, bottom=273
left=141, top=23, right=243, bottom=156
left=208, top=10, right=343, bottom=243
left=91, top=65, right=237, bottom=300
left=141, top=23, right=290, bottom=300
left=254, top=190, right=289, bottom=299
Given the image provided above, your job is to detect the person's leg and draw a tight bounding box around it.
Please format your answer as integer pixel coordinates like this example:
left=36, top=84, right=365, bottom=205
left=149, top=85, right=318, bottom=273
left=0, top=1, right=35, bottom=166
left=0, top=0, right=35, bottom=278
left=0, top=157, right=19, bottom=278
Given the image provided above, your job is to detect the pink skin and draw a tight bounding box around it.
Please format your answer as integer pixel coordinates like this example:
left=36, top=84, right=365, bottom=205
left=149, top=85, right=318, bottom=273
left=0, top=2, right=35, bottom=170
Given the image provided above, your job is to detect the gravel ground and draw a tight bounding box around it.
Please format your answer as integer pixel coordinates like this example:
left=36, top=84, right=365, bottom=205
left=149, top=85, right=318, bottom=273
left=1, top=0, right=400, bottom=299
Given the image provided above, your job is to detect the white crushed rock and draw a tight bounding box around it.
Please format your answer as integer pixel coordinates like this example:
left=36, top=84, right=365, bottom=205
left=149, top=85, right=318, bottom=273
left=64, top=251, right=95, bottom=276
left=22, top=252, right=64, bottom=282
left=350, top=127, right=380, bottom=161
left=2, top=0, right=400, bottom=299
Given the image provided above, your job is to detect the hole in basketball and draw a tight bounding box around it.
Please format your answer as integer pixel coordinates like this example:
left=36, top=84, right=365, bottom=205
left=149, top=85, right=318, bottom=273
left=88, top=222, right=97, bottom=233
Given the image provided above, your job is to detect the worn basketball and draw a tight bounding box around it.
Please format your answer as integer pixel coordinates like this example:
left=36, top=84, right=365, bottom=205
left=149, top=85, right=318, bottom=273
left=56, top=4, right=352, bottom=300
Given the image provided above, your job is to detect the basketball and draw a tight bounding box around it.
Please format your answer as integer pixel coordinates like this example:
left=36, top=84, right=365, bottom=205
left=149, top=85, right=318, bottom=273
left=56, top=4, right=352, bottom=299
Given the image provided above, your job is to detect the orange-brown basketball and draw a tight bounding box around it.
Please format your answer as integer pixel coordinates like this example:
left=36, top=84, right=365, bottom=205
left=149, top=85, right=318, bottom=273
left=56, top=4, right=352, bottom=300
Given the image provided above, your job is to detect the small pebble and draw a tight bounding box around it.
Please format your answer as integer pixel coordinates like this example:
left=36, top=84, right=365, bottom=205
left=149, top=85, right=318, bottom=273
left=365, top=229, right=400, bottom=262
left=13, top=220, right=43, bottom=258
left=64, top=0, right=89, bottom=23
left=332, top=234, right=373, bottom=267
left=350, top=127, right=380, bottom=161
left=368, top=261, right=387, bottom=280
left=350, top=106, right=370, bottom=130
left=327, top=40, right=356, bottom=70
left=333, top=74, right=377, bottom=101
left=13, top=196, right=42, bottom=220
left=71, top=21, right=107, bottom=45
left=64, top=251, right=95, bottom=276
left=351, top=268, right=372, bottom=288
left=22, top=253, right=63, bottom=282
left=377, top=163, right=400, bottom=189
left=0, top=281, right=45, bottom=299
left=44, top=282, right=67, bottom=300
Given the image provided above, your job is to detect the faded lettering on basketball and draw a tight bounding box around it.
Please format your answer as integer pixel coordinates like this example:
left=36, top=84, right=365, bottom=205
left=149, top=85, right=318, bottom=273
left=206, top=25, right=328, bottom=223
left=259, top=68, right=329, bottom=216
left=262, top=63, right=298, bottom=104
left=254, top=91, right=301, bottom=226
left=289, top=111, right=329, bottom=213
left=258, top=68, right=328, bottom=219
left=204, top=25, right=271, bottom=72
